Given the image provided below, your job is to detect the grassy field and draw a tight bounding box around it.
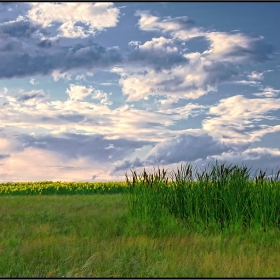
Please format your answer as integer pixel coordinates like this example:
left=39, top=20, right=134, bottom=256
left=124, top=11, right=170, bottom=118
left=1, top=160, right=280, bottom=277
left=2, top=195, right=280, bottom=277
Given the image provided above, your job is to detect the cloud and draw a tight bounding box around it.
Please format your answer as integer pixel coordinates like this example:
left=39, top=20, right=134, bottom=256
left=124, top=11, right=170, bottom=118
left=0, top=88, right=181, bottom=145
left=66, top=84, right=93, bottom=101
left=0, top=20, right=46, bottom=54
left=202, top=61, right=238, bottom=85
left=65, top=84, right=113, bottom=105
left=113, top=139, right=280, bottom=182
left=248, top=71, right=264, bottom=80
left=248, top=70, right=273, bottom=80
left=91, top=88, right=113, bottom=106
left=0, top=135, right=112, bottom=182
left=203, top=95, right=280, bottom=143
left=0, top=41, right=122, bottom=79
left=192, top=147, right=280, bottom=181
left=0, top=4, right=122, bottom=79
left=234, top=80, right=261, bottom=86
left=144, top=133, right=247, bottom=165
left=0, top=20, right=39, bottom=38
left=0, top=5, right=279, bottom=183
left=203, top=32, right=274, bottom=63
left=52, top=70, right=72, bottom=81
left=135, top=10, right=196, bottom=33
left=114, top=11, right=274, bottom=103
left=109, top=89, right=280, bottom=177
left=0, top=19, right=55, bottom=58
left=105, top=143, right=114, bottom=150
left=135, top=12, right=274, bottom=64
left=0, top=87, right=8, bottom=96
left=27, top=2, right=120, bottom=38
left=16, top=89, right=49, bottom=103
left=154, top=101, right=208, bottom=119
left=113, top=157, right=143, bottom=172
left=253, top=86, right=280, bottom=98
left=115, top=51, right=238, bottom=102
left=29, top=78, right=38, bottom=85
left=112, top=132, right=251, bottom=173
left=128, top=41, right=141, bottom=47
left=7, top=132, right=155, bottom=166
left=75, top=74, right=86, bottom=81
left=127, top=36, right=189, bottom=70
left=37, top=39, right=52, bottom=49
left=0, top=153, right=10, bottom=159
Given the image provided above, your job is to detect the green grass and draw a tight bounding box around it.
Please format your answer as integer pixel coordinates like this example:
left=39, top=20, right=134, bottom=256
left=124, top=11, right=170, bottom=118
left=125, top=160, right=280, bottom=233
left=1, top=194, right=280, bottom=277
left=1, top=160, right=280, bottom=277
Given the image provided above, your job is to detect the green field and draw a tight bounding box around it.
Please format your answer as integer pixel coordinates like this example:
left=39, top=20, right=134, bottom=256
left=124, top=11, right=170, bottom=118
left=1, top=160, right=280, bottom=277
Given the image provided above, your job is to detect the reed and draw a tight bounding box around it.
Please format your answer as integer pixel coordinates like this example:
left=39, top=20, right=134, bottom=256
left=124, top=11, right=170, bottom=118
left=124, top=160, right=280, bottom=233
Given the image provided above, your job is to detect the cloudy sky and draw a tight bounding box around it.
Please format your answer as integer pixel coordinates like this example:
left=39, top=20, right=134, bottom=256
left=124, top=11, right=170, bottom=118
left=0, top=2, right=280, bottom=183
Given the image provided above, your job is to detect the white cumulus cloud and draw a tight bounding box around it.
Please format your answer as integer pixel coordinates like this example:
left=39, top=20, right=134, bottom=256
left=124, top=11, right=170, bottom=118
left=27, top=2, right=120, bottom=38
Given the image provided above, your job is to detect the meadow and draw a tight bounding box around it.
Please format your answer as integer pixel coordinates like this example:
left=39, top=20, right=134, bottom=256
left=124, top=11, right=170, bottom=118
left=1, top=160, right=280, bottom=277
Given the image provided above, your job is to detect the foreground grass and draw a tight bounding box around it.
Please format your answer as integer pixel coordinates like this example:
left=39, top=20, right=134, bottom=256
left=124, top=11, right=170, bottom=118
left=1, top=195, right=280, bottom=277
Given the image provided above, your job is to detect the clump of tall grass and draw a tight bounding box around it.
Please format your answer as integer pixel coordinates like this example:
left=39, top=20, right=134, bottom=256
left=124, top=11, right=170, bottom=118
left=124, top=160, right=280, bottom=233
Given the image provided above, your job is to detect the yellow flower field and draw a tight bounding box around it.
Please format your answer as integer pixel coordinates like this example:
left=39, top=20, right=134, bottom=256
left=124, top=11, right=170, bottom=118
left=0, top=181, right=129, bottom=195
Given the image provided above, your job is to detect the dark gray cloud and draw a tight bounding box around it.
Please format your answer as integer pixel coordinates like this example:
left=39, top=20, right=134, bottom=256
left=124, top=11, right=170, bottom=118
left=0, top=41, right=122, bottom=79
left=0, top=20, right=38, bottom=39
left=39, top=116, right=53, bottom=122
left=0, top=154, right=10, bottom=160
left=29, top=113, right=87, bottom=124
left=156, top=81, right=199, bottom=94
left=223, top=38, right=274, bottom=63
left=203, top=61, right=238, bottom=86
left=0, top=21, right=43, bottom=53
left=11, top=132, right=156, bottom=163
left=113, top=133, right=251, bottom=172
left=155, top=76, right=186, bottom=89
left=0, top=17, right=122, bottom=79
left=127, top=47, right=189, bottom=71
left=16, top=90, right=48, bottom=102
left=57, top=114, right=85, bottom=123
left=37, top=39, right=52, bottom=49
left=0, top=41, right=18, bottom=52
left=144, top=133, right=235, bottom=164
left=113, top=157, right=143, bottom=172
left=37, top=114, right=113, bottom=127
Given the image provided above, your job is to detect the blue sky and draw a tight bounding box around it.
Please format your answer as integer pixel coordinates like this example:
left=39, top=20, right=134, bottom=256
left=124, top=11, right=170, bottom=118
left=1, top=2, right=280, bottom=183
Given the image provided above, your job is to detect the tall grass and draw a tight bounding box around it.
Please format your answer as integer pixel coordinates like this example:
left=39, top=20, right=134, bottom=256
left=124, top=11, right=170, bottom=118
left=124, top=160, right=280, bottom=233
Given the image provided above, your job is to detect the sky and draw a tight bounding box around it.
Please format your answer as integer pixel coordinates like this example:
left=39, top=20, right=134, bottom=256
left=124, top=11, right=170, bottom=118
left=0, top=2, right=280, bottom=183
